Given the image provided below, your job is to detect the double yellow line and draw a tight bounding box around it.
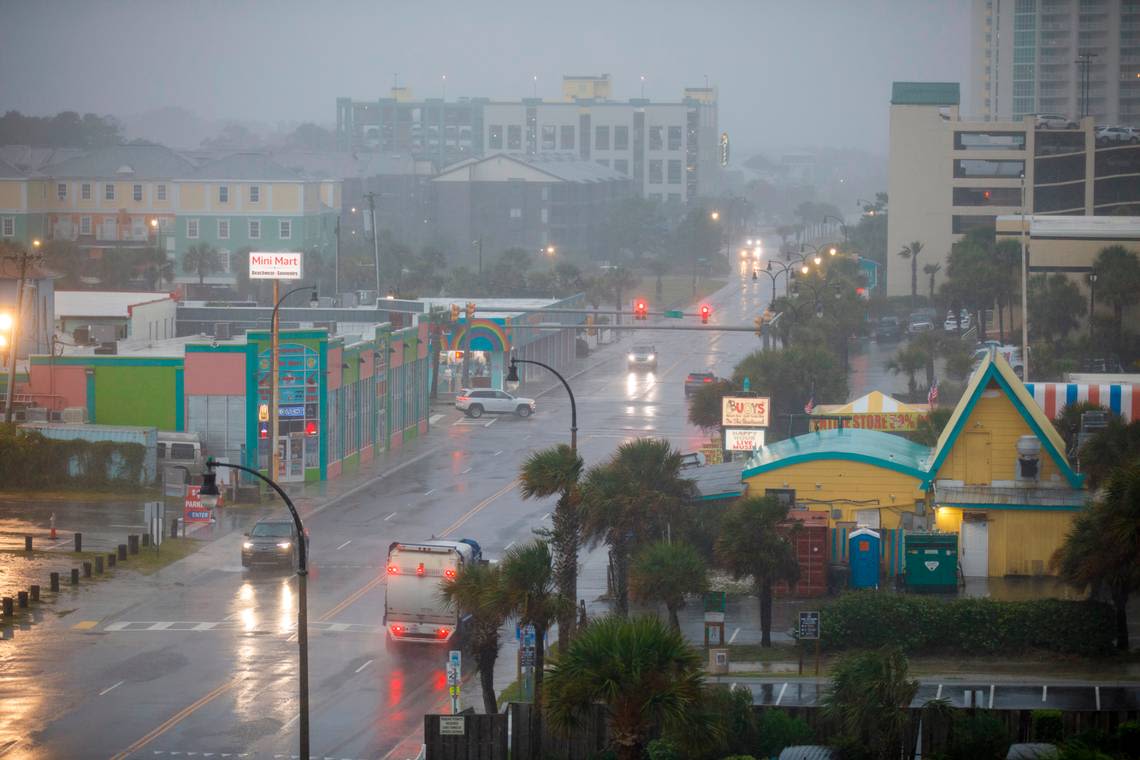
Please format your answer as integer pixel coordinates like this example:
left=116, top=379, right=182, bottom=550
left=110, top=678, right=240, bottom=760
left=440, top=478, right=519, bottom=538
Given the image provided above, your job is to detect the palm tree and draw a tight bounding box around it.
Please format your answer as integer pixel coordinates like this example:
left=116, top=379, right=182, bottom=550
left=606, top=265, right=639, bottom=326
left=629, top=540, right=708, bottom=631
left=644, top=254, right=670, bottom=300
left=1052, top=463, right=1140, bottom=650
left=544, top=615, right=707, bottom=760
left=886, top=344, right=926, bottom=399
left=715, top=496, right=799, bottom=647
left=182, top=242, right=220, bottom=285
left=922, top=262, right=941, bottom=300
left=1077, top=417, right=1140, bottom=489
left=897, top=240, right=924, bottom=305
left=520, top=444, right=584, bottom=652
left=501, top=540, right=564, bottom=703
left=1092, top=244, right=1140, bottom=349
left=438, top=561, right=510, bottom=714
left=821, top=647, right=919, bottom=759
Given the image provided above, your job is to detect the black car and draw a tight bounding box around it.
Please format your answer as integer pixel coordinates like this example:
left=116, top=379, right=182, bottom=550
left=684, top=371, right=717, bottom=396
left=242, top=518, right=306, bottom=569
left=873, top=316, right=903, bottom=342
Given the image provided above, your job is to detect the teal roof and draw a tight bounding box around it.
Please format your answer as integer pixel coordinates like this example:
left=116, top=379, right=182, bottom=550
left=891, top=82, right=960, bottom=106
left=741, top=428, right=932, bottom=482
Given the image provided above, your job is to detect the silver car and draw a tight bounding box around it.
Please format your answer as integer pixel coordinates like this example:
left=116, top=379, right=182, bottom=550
left=1097, top=126, right=1139, bottom=145
left=455, top=388, right=536, bottom=418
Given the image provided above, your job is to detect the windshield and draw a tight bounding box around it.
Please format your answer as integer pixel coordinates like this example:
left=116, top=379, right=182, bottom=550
left=250, top=522, right=292, bottom=538
left=633, top=346, right=653, bottom=353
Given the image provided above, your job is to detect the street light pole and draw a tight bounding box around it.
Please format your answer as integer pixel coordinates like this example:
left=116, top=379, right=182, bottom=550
left=199, top=461, right=309, bottom=759
left=270, top=286, right=319, bottom=481
left=1020, top=172, right=1030, bottom=380
left=1088, top=272, right=1098, bottom=340
left=4, top=239, right=39, bottom=423
left=364, top=191, right=381, bottom=300
left=507, top=357, right=576, bottom=450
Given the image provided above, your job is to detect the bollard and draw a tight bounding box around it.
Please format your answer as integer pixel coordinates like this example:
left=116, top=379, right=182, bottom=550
left=107, top=552, right=116, bottom=568
left=70, top=568, right=79, bottom=585
left=50, top=572, right=60, bottom=592
left=30, top=585, right=40, bottom=602
left=117, top=544, right=127, bottom=561
left=50, top=512, right=56, bottom=540
left=17, top=591, right=28, bottom=608
left=2, top=598, right=12, bottom=617
left=128, top=535, right=140, bottom=555
left=171, top=518, right=178, bottom=539
left=83, top=561, right=92, bottom=578
left=141, top=533, right=151, bottom=548
left=25, top=535, right=32, bottom=552
left=94, top=556, right=104, bottom=574
left=74, top=532, right=82, bottom=552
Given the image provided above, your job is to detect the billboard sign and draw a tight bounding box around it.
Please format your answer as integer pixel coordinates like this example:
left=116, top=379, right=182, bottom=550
left=721, top=396, right=770, bottom=428
left=183, top=485, right=216, bottom=523
left=724, top=428, right=766, bottom=451
left=249, top=251, right=303, bottom=280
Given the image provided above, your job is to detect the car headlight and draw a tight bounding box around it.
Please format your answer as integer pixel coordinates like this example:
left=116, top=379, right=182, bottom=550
left=628, top=353, right=636, bottom=361
left=243, top=541, right=253, bottom=549
left=277, top=542, right=292, bottom=549
left=647, top=354, right=655, bottom=361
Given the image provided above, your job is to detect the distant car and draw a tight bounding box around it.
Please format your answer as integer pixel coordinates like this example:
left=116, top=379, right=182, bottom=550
left=958, top=309, right=972, bottom=330
left=627, top=344, right=658, bottom=371
left=455, top=388, right=535, bottom=418
left=1096, top=126, right=1140, bottom=145
left=1036, top=113, right=1077, bottom=130
left=873, top=316, right=903, bottom=342
left=684, top=371, right=717, bottom=396
left=242, top=518, right=306, bottom=569
left=907, top=319, right=935, bottom=336
left=943, top=311, right=959, bottom=332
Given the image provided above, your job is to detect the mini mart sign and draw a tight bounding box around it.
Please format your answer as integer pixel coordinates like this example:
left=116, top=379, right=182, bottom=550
left=249, top=251, right=303, bottom=280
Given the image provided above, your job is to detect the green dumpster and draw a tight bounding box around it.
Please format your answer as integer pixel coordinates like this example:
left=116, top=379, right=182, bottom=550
left=904, top=532, right=958, bottom=593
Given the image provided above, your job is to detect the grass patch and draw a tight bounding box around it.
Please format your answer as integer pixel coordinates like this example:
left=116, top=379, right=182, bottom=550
left=121, top=537, right=203, bottom=574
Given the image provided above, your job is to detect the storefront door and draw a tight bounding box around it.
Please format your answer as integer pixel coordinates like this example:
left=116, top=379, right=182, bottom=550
left=276, top=434, right=305, bottom=482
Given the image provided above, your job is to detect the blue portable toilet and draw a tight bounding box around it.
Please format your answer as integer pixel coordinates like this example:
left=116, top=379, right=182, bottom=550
left=848, top=528, right=881, bottom=589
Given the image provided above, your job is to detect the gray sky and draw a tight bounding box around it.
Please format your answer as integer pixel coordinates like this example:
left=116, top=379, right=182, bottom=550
left=0, top=0, right=970, bottom=154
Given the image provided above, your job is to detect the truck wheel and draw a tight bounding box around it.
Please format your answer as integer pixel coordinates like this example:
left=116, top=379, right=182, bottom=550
left=467, top=404, right=483, bottom=418
left=516, top=405, right=532, bottom=418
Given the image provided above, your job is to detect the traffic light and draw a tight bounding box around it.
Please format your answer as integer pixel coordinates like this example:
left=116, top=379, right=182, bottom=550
left=259, top=421, right=270, bottom=439
left=449, top=303, right=460, bottom=321
left=699, top=304, right=711, bottom=324
left=465, top=302, right=476, bottom=320
left=634, top=298, right=648, bottom=321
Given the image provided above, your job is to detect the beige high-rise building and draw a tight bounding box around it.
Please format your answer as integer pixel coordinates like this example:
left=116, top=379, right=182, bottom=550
left=971, top=0, right=1140, bottom=125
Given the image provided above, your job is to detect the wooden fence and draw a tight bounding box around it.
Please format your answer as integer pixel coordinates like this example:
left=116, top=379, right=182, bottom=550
left=424, top=712, right=507, bottom=760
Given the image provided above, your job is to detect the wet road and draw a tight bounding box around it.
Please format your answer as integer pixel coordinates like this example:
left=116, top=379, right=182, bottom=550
left=0, top=272, right=776, bottom=760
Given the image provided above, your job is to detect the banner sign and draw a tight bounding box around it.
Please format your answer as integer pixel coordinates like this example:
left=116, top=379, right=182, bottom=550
left=810, top=412, right=921, bottom=432
left=249, top=251, right=303, bottom=280
left=721, top=396, right=770, bottom=428
left=724, top=428, right=766, bottom=451
left=279, top=405, right=306, bottom=418
left=183, top=485, right=216, bottom=523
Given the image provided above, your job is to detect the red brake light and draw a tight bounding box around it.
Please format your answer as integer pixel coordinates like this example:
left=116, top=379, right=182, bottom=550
left=437, top=627, right=450, bottom=638
left=443, top=568, right=456, bottom=580
left=390, top=624, right=404, bottom=636
left=457, top=395, right=469, bottom=402
left=703, top=377, right=712, bottom=382
left=387, top=563, right=399, bottom=575
left=416, top=562, right=425, bottom=576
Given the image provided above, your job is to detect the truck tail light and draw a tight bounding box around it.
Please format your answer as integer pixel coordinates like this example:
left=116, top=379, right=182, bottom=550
left=416, top=562, right=425, bottom=576
left=443, top=568, right=456, bottom=581
left=386, top=563, right=399, bottom=575
left=437, top=627, right=450, bottom=638
left=390, top=624, right=405, bottom=636
left=457, top=395, right=469, bottom=402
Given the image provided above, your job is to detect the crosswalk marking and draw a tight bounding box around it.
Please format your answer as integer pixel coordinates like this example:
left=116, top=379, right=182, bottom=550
left=103, top=620, right=386, bottom=635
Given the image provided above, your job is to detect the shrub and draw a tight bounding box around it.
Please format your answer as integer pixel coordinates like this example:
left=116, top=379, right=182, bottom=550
left=646, top=739, right=682, bottom=760
left=755, top=709, right=814, bottom=757
left=0, top=424, right=148, bottom=489
left=947, top=712, right=1009, bottom=759
left=821, top=592, right=1116, bottom=657
left=1032, top=709, right=1064, bottom=743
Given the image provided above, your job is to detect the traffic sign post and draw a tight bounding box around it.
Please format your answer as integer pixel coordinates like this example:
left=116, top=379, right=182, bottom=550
left=798, top=611, right=821, bottom=676
left=519, top=623, right=536, bottom=702
left=447, top=649, right=461, bottom=714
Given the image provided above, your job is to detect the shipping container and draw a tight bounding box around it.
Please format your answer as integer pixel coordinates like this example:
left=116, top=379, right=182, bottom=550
left=775, top=510, right=829, bottom=598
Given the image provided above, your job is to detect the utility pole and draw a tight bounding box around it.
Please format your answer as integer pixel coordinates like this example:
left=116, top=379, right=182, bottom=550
left=1076, top=53, right=1097, bottom=119
left=474, top=238, right=483, bottom=279
left=1020, top=172, right=1030, bottom=381
left=333, top=215, right=340, bottom=301
left=364, top=192, right=381, bottom=300
left=4, top=240, right=39, bottom=424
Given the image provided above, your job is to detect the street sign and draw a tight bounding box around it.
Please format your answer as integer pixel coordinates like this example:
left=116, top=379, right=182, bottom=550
left=439, top=716, right=465, bottom=736
left=663, top=309, right=684, bottom=319
left=144, top=501, right=164, bottom=547
left=799, top=611, right=821, bottom=640
left=249, top=251, right=303, bottom=280
left=447, top=649, right=462, bottom=714
left=722, top=396, right=770, bottom=427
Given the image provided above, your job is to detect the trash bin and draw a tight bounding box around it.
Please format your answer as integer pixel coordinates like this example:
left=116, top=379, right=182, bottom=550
left=904, top=532, right=959, bottom=593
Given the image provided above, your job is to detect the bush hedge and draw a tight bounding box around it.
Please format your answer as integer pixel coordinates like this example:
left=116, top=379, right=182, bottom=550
left=820, top=592, right=1116, bottom=657
left=0, top=424, right=148, bottom=489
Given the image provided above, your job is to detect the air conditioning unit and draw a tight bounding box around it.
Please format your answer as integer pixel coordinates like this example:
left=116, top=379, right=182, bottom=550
left=73, top=325, right=91, bottom=345
left=93, top=342, right=117, bottom=355
left=91, top=324, right=118, bottom=344
left=213, top=322, right=232, bottom=340
left=61, top=407, right=88, bottom=423
left=24, top=407, right=49, bottom=422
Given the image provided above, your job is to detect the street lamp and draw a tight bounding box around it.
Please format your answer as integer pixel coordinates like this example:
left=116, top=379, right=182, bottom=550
left=507, top=357, right=577, bottom=450
left=541, top=245, right=555, bottom=257
left=3, top=239, right=41, bottom=423
left=199, top=461, right=310, bottom=758
left=856, top=198, right=880, bottom=216
left=821, top=215, right=848, bottom=243
left=710, top=210, right=720, bottom=221
left=269, top=286, right=320, bottom=481
left=1088, top=271, right=1099, bottom=340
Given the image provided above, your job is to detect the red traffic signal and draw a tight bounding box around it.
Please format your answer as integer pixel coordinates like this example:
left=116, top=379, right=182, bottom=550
left=699, top=304, right=711, bottom=324
left=259, top=421, right=269, bottom=439
left=305, top=420, right=318, bottom=437
left=634, top=299, right=648, bottom=320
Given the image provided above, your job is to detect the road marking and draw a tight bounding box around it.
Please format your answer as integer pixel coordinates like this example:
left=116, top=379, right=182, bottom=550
left=461, top=467, right=472, bottom=474
left=71, top=620, right=99, bottom=630
left=504, top=541, right=514, bottom=551
left=1095, top=685, right=1101, bottom=710
left=429, top=414, right=443, bottom=424
left=110, top=524, right=145, bottom=529
left=540, top=512, right=550, bottom=521
left=384, top=512, right=396, bottom=521
left=483, top=418, right=496, bottom=428
left=99, top=680, right=125, bottom=696
left=319, top=574, right=386, bottom=622
left=440, top=479, right=519, bottom=538
left=935, top=684, right=943, bottom=700
left=354, top=658, right=374, bottom=674
left=110, top=678, right=240, bottom=760
left=729, top=627, right=740, bottom=644
left=336, top=540, right=352, bottom=551
left=988, top=684, right=995, bottom=709
left=1042, top=685, right=1048, bottom=702
left=493, top=450, right=502, bottom=456
left=424, top=488, right=436, bottom=496
left=775, top=682, right=787, bottom=706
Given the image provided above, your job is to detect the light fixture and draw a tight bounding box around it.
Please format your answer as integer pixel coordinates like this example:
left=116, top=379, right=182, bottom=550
left=506, top=360, right=520, bottom=383
left=813, top=255, right=822, bottom=266
left=199, top=470, right=221, bottom=509
left=308, top=288, right=319, bottom=308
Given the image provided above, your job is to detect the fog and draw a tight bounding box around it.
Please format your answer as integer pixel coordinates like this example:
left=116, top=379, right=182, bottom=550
left=0, top=0, right=969, bottom=154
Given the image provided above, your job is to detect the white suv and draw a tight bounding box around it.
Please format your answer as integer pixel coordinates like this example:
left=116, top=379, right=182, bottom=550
left=1097, top=126, right=1140, bottom=145
left=455, top=388, right=536, bottom=418
left=1035, top=114, right=1077, bottom=130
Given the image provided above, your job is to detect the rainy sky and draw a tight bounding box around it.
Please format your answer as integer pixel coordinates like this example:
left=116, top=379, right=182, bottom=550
left=0, top=0, right=970, bottom=154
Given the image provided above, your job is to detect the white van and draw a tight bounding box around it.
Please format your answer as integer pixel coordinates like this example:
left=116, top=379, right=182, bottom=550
left=157, top=432, right=204, bottom=476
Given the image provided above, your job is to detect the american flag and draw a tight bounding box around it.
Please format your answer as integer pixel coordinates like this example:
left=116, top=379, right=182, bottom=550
left=804, top=396, right=815, bottom=414
left=928, top=379, right=939, bottom=408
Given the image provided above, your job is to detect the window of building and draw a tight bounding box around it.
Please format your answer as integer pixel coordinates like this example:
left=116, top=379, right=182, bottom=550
left=668, top=126, right=682, bottom=150
left=649, top=159, right=663, bottom=184
left=595, top=126, right=610, bottom=150
left=614, top=125, right=629, bottom=150
left=953, top=187, right=1023, bottom=206
left=509, top=208, right=522, bottom=219
left=249, top=219, right=261, bottom=239
left=187, top=219, right=199, bottom=239
left=596, top=159, right=610, bottom=168
left=651, top=193, right=664, bottom=203
left=649, top=126, right=663, bottom=151
left=614, top=159, right=629, bottom=175
left=490, top=125, right=503, bottom=149
left=216, top=249, right=231, bottom=273
left=507, top=125, right=522, bottom=150
left=80, top=216, right=91, bottom=235
left=57, top=183, right=67, bottom=201
left=953, top=159, right=1025, bottom=178
left=219, top=185, right=229, bottom=203
left=541, top=125, right=556, bottom=150
left=1, top=217, right=13, bottom=237
left=249, top=185, right=259, bottom=203
left=156, top=184, right=167, bottom=201
left=952, top=214, right=997, bottom=234
left=560, top=125, right=574, bottom=150
left=279, top=219, right=291, bottom=239
left=218, top=219, right=230, bottom=239
left=133, top=184, right=143, bottom=202
left=104, top=183, right=115, bottom=201
left=955, top=131, right=1026, bottom=150
left=667, top=159, right=682, bottom=184
left=81, top=183, right=91, bottom=201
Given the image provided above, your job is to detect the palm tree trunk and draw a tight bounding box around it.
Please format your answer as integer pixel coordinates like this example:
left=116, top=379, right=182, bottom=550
left=613, top=541, right=630, bottom=617
left=478, top=644, right=499, bottom=714
left=1113, top=586, right=1130, bottom=651
left=552, top=494, right=579, bottom=651
left=759, top=579, right=774, bottom=647
left=667, top=601, right=680, bottom=632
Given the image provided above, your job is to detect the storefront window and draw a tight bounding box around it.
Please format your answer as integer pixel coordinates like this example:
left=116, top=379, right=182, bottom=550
left=257, top=342, right=321, bottom=477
